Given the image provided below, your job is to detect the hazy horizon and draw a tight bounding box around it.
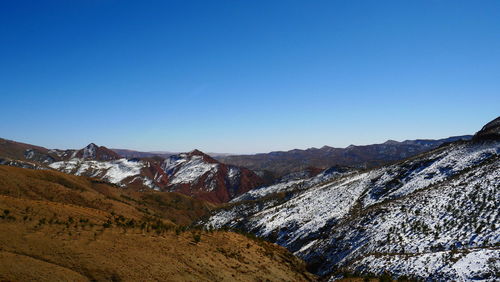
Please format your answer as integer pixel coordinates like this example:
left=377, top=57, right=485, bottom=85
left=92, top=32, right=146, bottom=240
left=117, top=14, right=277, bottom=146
left=1, top=1, right=499, bottom=154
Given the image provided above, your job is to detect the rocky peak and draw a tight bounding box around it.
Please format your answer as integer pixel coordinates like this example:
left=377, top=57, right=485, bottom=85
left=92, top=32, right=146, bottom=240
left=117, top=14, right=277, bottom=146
left=474, top=116, right=500, bottom=141
left=186, top=149, right=218, bottom=163
left=82, top=143, right=98, bottom=158
left=76, top=143, right=121, bottom=161
left=159, top=149, right=265, bottom=203
left=188, top=149, right=206, bottom=156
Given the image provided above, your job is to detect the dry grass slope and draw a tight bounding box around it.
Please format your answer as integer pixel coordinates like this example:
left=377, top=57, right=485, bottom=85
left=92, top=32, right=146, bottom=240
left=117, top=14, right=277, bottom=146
left=0, top=165, right=316, bottom=281
left=0, top=165, right=213, bottom=226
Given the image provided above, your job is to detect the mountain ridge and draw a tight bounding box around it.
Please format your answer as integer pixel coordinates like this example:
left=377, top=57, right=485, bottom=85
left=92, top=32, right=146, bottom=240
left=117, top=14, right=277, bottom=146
left=216, top=135, right=473, bottom=177
left=0, top=139, right=265, bottom=203
left=159, top=149, right=265, bottom=203
left=200, top=117, right=499, bottom=281
left=474, top=116, right=500, bottom=141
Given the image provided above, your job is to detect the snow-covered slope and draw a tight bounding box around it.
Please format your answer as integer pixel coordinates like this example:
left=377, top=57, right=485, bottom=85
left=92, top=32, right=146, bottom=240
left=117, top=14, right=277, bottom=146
left=202, top=122, right=500, bottom=280
left=160, top=150, right=264, bottom=203
left=162, top=152, right=219, bottom=186
left=231, top=166, right=355, bottom=202
left=47, top=148, right=264, bottom=203
left=48, top=158, right=158, bottom=189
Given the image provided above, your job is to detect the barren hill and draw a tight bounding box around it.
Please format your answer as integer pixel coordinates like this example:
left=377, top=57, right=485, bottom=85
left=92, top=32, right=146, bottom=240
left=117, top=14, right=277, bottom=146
left=0, top=165, right=315, bottom=281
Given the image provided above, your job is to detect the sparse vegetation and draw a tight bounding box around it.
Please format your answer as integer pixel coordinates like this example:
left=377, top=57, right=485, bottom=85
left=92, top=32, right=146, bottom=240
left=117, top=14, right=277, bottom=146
left=0, top=165, right=316, bottom=281
left=192, top=233, right=201, bottom=243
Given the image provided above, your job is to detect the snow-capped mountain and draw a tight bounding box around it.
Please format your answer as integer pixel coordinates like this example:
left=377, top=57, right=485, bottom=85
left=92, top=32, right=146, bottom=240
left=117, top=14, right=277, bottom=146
left=160, top=150, right=265, bottom=203
left=49, top=157, right=160, bottom=190
left=45, top=143, right=121, bottom=161
left=73, top=143, right=121, bottom=161
left=0, top=139, right=164, bottom=189
left=47, top=148, right=264, bottom=203
left=0, top=139, right=264, bottom=203
left=202, top=117, right=500, bottom=280
left=46, top=143, right=165, bottom=190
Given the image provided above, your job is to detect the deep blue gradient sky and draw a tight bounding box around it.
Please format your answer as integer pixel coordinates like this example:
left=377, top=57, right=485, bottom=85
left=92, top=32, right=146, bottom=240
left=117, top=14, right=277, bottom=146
left=1, top=1, right=499, bottom=154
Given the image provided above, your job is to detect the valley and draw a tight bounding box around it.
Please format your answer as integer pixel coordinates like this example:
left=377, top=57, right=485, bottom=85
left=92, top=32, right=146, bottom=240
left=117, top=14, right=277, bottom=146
left=0, top=116, right=498, bottom=281
left=3, top=2, right=498, bottom=280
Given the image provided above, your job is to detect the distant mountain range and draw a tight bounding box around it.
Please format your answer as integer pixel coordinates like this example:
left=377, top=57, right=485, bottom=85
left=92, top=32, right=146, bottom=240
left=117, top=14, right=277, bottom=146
left=111, top=149, right=232, bottom=159
left=216, top=135, right=472, bottom=177
left=110, top=149, right=176, bottom=159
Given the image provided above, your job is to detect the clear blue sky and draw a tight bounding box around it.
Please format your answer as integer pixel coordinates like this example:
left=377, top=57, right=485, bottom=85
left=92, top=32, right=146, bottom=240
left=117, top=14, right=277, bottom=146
left=1, top=0, right=498, bottom=154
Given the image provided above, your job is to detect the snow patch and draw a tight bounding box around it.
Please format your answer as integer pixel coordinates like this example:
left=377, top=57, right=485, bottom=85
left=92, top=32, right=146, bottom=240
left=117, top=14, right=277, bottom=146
left=49, top=158, right=147, bottom=186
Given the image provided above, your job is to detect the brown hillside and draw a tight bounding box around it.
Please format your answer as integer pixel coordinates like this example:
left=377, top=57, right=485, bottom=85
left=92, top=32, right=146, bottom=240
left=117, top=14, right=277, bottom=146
left=0, top=165, right=212, bottom=226
left=0, top=165, right=316, bottom=281
left=0, top=138, right=50, bottom=160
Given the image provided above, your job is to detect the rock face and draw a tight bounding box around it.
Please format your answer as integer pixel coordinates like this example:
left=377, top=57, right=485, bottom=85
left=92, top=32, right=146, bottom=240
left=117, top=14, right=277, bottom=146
left=201, top=120, right=500, bottom=280
left=474, top=116, right=500, bottom=141
left=161, top=150, right=265, bottom=203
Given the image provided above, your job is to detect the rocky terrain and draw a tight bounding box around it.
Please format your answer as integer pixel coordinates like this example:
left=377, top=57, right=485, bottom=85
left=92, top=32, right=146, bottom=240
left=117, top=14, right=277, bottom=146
left=202, top=117, right=500, bottom=280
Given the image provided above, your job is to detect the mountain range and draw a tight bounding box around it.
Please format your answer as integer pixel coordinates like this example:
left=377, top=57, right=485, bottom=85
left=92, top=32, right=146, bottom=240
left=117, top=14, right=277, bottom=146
left=111, top=148, right=232, bottom=159
left=0, top=116, right=498, bottom=280
left=216, top=135, right=472, bottom=178
left=200, top=116, right=500, bottom=280
left=1, top=134, right=472, bottom=204
left=0, top=140, right=264, bottom=204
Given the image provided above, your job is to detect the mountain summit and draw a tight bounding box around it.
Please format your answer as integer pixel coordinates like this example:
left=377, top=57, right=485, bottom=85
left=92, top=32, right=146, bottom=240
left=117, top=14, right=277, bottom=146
left=474, top=116, right=500, bottom=141
left=75, top=143, right=121, bottom=161
left=161, top=151, right=264, bottom=203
